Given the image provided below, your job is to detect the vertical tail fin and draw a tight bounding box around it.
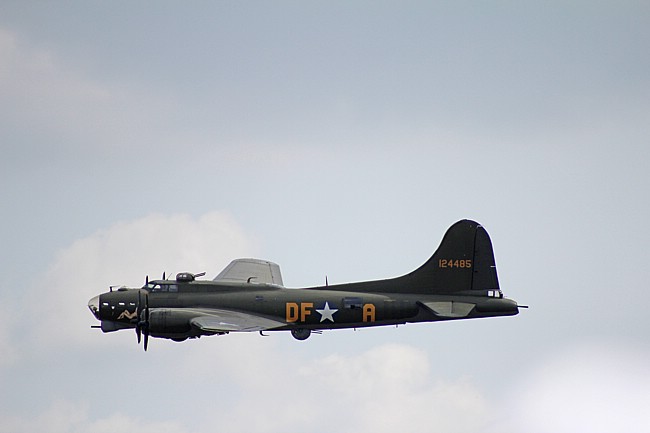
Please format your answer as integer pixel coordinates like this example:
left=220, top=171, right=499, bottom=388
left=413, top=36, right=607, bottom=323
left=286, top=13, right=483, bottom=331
left=400, top=220, right=500, bottom=294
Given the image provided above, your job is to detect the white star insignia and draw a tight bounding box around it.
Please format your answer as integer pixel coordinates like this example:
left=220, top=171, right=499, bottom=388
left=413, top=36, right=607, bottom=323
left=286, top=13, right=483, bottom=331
left=316, top=302, right=338, bottom=323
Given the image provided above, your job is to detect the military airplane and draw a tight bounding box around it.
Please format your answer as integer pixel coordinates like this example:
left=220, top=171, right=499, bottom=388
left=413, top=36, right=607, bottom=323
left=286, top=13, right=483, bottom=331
left=88, top=220, right=521, bottom=350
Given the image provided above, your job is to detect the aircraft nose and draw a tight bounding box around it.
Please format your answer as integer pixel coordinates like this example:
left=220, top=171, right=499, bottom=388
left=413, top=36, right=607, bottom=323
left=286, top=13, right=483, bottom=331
left=88, top=295, right=100, bottom=320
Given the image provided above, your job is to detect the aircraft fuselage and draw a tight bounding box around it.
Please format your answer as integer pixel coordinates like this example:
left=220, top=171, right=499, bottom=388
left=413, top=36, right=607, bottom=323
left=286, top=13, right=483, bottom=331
left=92, top=281, right=518, bottom=341
left=88, top=220, right=522, bottom=349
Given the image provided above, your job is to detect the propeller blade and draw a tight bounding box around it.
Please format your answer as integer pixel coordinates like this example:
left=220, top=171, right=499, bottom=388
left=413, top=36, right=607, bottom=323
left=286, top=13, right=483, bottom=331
left=143, top=293, right=150, bottom=352
left=162, top=271, right=166, bottom=280
left=145, top=275, right=149, bottom=286
left=135, top=290, right=142, bottom=344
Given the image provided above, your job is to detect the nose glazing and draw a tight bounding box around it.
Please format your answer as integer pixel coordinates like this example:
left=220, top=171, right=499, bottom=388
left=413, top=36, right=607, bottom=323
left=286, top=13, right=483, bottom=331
left=88, top=295, right=100, bottom=319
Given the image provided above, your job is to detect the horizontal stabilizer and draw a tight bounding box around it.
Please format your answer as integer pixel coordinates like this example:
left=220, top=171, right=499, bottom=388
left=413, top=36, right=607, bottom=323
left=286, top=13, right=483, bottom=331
left=419, top=301, right=475, bottom=318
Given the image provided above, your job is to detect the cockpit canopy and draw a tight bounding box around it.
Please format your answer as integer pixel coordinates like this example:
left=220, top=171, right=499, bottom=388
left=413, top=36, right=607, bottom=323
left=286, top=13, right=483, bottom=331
left=142, top=271, right=204, bottom=292
left=145, top=282, right=178, bottom=292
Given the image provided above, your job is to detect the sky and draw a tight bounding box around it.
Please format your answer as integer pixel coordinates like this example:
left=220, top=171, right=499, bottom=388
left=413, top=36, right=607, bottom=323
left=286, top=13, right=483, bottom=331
left=1, top=1, right=649, bottom=432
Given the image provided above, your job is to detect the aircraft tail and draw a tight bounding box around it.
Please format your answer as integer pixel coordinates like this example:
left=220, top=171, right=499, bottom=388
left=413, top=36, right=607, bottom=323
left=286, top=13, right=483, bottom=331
left=398, top=220, right=500, bottom=294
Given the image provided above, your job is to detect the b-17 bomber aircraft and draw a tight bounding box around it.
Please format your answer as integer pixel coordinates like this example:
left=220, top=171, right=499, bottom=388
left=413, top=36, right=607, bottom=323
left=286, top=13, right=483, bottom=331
left=88, top=220, right=522, bottom=350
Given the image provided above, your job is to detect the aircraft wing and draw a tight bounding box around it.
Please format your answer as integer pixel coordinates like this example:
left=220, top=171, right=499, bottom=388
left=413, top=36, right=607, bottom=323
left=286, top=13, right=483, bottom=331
left=213, top=258, right=284, bottom=286
left=189, top=308, right=287, bottom=333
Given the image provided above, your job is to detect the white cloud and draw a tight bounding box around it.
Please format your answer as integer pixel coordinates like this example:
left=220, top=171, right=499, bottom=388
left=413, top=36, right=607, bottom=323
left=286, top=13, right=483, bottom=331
left=177, top=342, right=491, bottom=433
left=0, top=334, right=495, bottom=433
left=28, top=211, right=258, bottom=350
left=503, top=341, right=650, bottom=433
left=290, top=344, right=488, bottom=433
left=0, top=399, right=189, bottom=433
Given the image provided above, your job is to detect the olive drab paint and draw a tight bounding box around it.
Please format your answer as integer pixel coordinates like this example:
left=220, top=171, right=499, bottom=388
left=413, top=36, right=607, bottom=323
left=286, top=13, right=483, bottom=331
left=88, top=220, right=522, bottom=350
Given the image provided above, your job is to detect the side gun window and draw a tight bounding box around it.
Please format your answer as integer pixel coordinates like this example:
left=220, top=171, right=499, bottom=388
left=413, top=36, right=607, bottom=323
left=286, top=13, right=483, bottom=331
left=342, top=297, right=363, bottom=309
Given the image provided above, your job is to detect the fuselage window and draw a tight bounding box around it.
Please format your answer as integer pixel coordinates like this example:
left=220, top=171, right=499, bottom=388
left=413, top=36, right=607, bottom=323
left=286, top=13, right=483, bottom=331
left=343, top=297, right=363, bottom=309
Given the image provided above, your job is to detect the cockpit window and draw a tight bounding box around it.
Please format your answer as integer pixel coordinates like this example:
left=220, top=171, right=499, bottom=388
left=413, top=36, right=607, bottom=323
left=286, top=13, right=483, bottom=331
left=149, top=283, right=178, bottom=293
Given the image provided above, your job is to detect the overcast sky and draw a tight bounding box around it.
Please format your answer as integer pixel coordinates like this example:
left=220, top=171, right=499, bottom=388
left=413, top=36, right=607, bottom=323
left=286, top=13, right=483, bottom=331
left=1, top=2, right=649, bottom=432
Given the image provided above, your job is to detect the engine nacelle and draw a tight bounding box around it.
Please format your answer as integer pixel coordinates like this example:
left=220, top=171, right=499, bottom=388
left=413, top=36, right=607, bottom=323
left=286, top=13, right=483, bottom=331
left=148, top=308, right=194, bottom=337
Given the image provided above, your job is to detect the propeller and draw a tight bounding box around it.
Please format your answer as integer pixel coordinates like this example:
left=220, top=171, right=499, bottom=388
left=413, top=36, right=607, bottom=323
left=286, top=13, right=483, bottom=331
left=134, top=290, right=150, bottom=351
left=135, top=290, right=142, bottom=344
left=141, top=293, right=150, bottom=351
left=143, top=294, right=150, bottom=351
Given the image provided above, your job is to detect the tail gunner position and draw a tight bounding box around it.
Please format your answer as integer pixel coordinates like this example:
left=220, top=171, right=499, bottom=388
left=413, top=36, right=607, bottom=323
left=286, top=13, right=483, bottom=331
left=88, top=220, right=522, bottom=350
